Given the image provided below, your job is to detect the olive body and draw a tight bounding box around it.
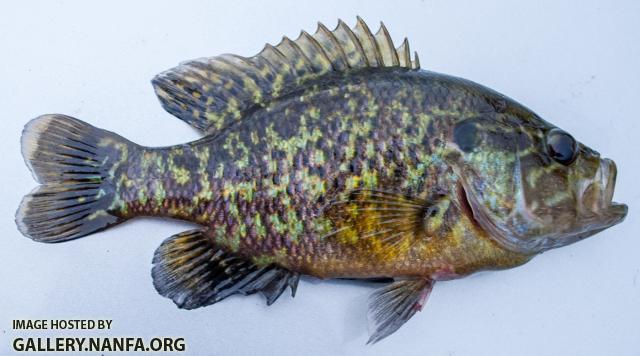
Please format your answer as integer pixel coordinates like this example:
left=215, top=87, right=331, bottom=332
left=115, top=69, right=530, bottom=279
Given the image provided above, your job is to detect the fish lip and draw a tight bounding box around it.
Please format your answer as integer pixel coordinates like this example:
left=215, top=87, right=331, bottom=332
left=602, top=158, right=617, bottom=205
left=595, top=202, right=628, bottom=227
left=561, top=202, right=627, bottom=244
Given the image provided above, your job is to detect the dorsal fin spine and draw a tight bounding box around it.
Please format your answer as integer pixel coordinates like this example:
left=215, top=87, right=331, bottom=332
left=336, top=19, right=368, bottom=67
left=397, top=38, right=411, bottom=67
left=375, top=22, right=399, bottom=66
left=298, top=30, right=333, bottom=71
left=284, top=37, right=311, bottom=66
left=349, top=20, right=371, bottom=67
left=354, top=16, right=382, bottom=67
left=316, top=22, right=349, bottom=71
left=263, top=43, right=288, bottom=64
left=281, top=36, right=315, bottom=81
left=260, top=44, right=294, bottom=96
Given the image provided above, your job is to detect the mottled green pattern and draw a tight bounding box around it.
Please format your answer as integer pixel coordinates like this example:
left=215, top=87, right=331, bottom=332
left=115, top=69, right=535, bottom=278
left=21, top=19, right=624, bottom=281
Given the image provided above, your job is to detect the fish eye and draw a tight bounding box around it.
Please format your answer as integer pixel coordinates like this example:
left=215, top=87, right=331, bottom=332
left=546, top=128, right=578, bottom=165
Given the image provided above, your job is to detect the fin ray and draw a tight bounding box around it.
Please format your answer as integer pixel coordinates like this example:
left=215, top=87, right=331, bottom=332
left=152, top=229, right=299, bottom=309
left=17, top=115, right=128, bottom=242
left=152, top=18, right=420, bottom=134
left=367, top=279, right=434, bottom=344
left=321, top=190, right=444, bottom=258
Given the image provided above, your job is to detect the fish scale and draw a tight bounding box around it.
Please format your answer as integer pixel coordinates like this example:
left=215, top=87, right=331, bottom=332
left=16, top=18, right=626, bottom=343
left=114, top=70, right=521, bottom=277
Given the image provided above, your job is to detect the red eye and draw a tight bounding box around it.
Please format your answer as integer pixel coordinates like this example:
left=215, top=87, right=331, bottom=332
left=546, top=128, right=578, bottom=165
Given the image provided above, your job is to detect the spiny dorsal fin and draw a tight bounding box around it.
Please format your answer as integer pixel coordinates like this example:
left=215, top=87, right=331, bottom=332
left=152, top=17, right=421, bottom=134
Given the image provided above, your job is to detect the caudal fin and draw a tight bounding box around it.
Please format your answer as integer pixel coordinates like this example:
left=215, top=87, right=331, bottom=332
left=16, top=114, right=131, bottom=242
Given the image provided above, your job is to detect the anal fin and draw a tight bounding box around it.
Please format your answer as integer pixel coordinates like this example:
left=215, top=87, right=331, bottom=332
left=152, top=229, right=299, bottom=309
left=367, top=279, right=435, bottom=344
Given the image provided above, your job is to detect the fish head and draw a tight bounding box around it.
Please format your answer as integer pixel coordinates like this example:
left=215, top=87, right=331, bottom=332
left=448, top=95, right=627, bottom=255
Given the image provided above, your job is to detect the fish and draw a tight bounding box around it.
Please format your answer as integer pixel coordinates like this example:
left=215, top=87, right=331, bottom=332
left=16, top=18, right=628, bottom=343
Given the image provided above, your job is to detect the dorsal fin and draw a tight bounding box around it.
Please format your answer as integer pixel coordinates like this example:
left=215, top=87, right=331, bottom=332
left=152, top=17, right=421, bottom=134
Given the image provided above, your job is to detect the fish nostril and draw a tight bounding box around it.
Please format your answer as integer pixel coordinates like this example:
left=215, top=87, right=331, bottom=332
left=579, top=144, right=600, bottom=157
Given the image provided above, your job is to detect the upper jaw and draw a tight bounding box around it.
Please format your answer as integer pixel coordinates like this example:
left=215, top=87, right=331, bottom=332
left=602, top=158, right=617, bottom=206
left=576, top=158, right=628, bottom=238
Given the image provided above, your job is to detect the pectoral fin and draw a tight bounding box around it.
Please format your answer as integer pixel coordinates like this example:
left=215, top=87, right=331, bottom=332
left=367, top=279, right=435, bottom=344
left=322, top=190, right=448, bottom=258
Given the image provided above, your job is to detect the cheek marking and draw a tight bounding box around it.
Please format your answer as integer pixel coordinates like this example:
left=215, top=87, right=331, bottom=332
left=526, top=168, right=546, bottom=188
left=543, top=190, right=572, bottom=206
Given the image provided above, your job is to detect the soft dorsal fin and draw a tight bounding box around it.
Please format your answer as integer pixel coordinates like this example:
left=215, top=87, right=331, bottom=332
left=152, top=17, right=420, bottom=134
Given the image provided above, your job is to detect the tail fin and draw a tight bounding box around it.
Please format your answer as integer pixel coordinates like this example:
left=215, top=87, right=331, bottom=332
left=17, top=114, right=130, bottom=242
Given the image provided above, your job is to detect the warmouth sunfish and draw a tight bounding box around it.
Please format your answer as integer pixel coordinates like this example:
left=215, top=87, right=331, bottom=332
left=16, top=18, right=627, bottom=343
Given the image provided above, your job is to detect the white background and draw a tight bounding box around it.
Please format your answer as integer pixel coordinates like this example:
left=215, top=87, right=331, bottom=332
left=1, top=1, right=639, bottom=355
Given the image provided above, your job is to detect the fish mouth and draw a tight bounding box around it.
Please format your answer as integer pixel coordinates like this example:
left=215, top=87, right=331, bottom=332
left=458, top=157, right=627, bottom=255
left=574, top=158, right=627, bottom=236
